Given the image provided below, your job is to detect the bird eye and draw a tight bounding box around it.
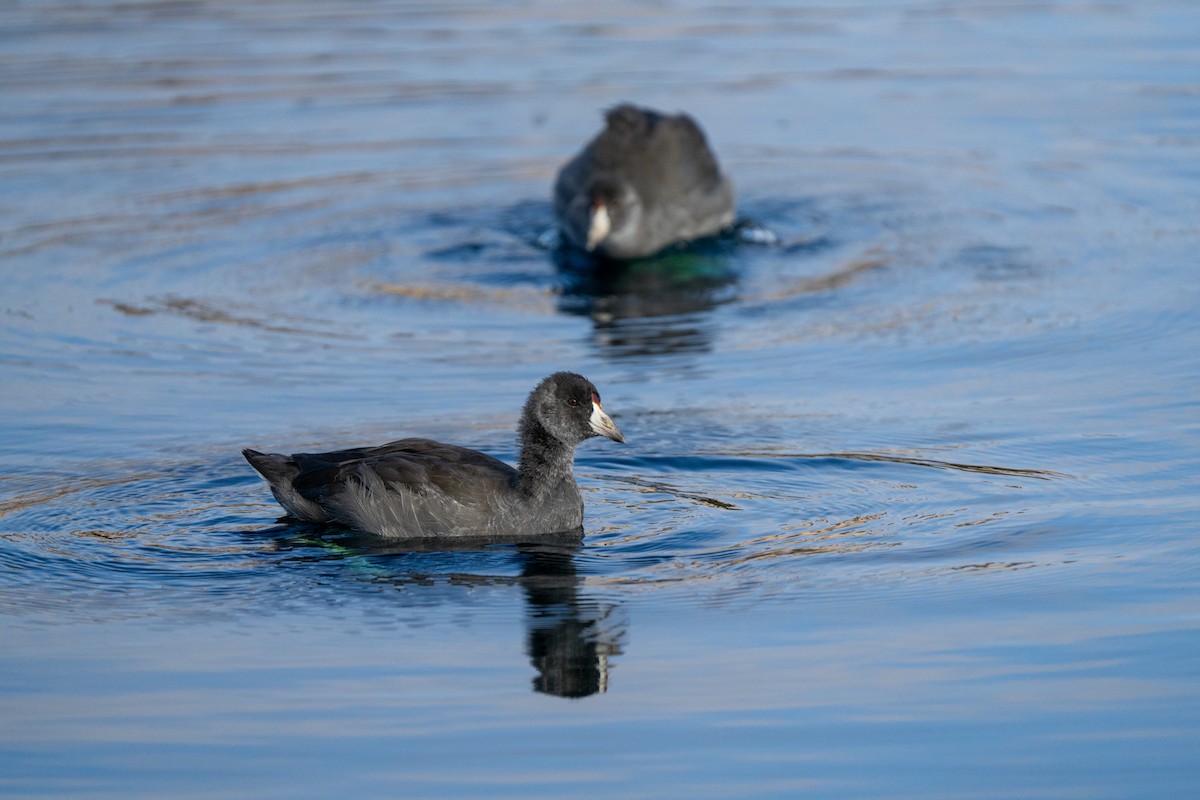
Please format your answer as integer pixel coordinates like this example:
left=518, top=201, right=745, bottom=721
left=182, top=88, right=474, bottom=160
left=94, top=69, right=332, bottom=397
left=567, top=398, right=579, bottom=407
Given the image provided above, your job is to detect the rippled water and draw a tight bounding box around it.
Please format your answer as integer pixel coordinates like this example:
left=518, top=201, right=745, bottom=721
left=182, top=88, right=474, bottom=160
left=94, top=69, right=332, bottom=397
left=3, top=1, right=1199, bottom=797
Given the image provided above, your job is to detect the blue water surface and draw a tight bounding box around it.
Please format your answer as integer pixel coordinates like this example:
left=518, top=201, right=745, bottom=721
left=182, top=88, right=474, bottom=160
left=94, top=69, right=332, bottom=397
left=1, top=1, right=1198, bottom=797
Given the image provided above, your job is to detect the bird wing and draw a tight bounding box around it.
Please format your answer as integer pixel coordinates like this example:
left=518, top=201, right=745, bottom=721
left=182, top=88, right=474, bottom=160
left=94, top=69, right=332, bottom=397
left=285, top=438, right=522, bottom=537
left=291, top=438, right=516, bottom=502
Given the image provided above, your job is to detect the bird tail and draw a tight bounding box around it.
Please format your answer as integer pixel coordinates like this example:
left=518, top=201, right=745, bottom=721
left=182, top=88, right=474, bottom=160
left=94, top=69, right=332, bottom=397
left=242, top=448, right=299, bottom=484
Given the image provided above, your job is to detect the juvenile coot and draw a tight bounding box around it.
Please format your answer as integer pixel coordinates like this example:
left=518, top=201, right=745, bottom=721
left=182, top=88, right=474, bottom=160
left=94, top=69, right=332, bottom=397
left=243, top=372, right=624, bottom=539
left=554, top=104, right=735, bottom=260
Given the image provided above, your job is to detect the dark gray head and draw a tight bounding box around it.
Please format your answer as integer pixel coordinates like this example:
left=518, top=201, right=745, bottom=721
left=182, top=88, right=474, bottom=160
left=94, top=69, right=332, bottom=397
left=582, top=178, right=641, bottom=253
left=520, top=372, right=625, bottom=447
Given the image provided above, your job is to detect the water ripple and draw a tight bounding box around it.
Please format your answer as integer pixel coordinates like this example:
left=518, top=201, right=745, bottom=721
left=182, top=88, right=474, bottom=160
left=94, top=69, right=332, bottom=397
left=0, top=428, right=1093, bottom=622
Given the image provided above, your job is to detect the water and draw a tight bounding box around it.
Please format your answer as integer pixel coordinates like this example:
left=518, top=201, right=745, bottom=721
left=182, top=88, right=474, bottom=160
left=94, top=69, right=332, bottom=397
left=2, top=1, right=1199, bottom=797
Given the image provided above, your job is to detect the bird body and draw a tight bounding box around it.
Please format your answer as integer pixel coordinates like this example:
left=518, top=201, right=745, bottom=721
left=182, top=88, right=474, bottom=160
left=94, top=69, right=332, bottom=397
left=554, top=104, right=735, bottom=260
left=244, top=373, right=624, bottom=539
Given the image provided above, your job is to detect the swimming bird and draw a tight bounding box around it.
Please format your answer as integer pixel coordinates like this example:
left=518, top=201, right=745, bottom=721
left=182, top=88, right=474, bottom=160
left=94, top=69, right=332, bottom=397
left=554, top=104, right=735, bottom=260
left=242, top=373, right=624, bottom=540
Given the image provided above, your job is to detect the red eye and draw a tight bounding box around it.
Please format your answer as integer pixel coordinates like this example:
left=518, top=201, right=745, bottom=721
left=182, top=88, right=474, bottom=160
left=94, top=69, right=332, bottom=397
left=567, top=398, right=579, bottom=407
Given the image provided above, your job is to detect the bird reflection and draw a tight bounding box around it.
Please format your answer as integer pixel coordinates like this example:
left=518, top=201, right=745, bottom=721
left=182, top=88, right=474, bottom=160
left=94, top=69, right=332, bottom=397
left=259, top=525, right=623, bottom=699
left=554, top=238, right=738, bottom=358
left=518, top=541, right=623, bottom=698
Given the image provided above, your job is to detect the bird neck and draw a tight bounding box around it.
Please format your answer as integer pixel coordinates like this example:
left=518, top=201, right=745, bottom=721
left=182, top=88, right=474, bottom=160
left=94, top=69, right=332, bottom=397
left=517, top=422, right=578, bottom=496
